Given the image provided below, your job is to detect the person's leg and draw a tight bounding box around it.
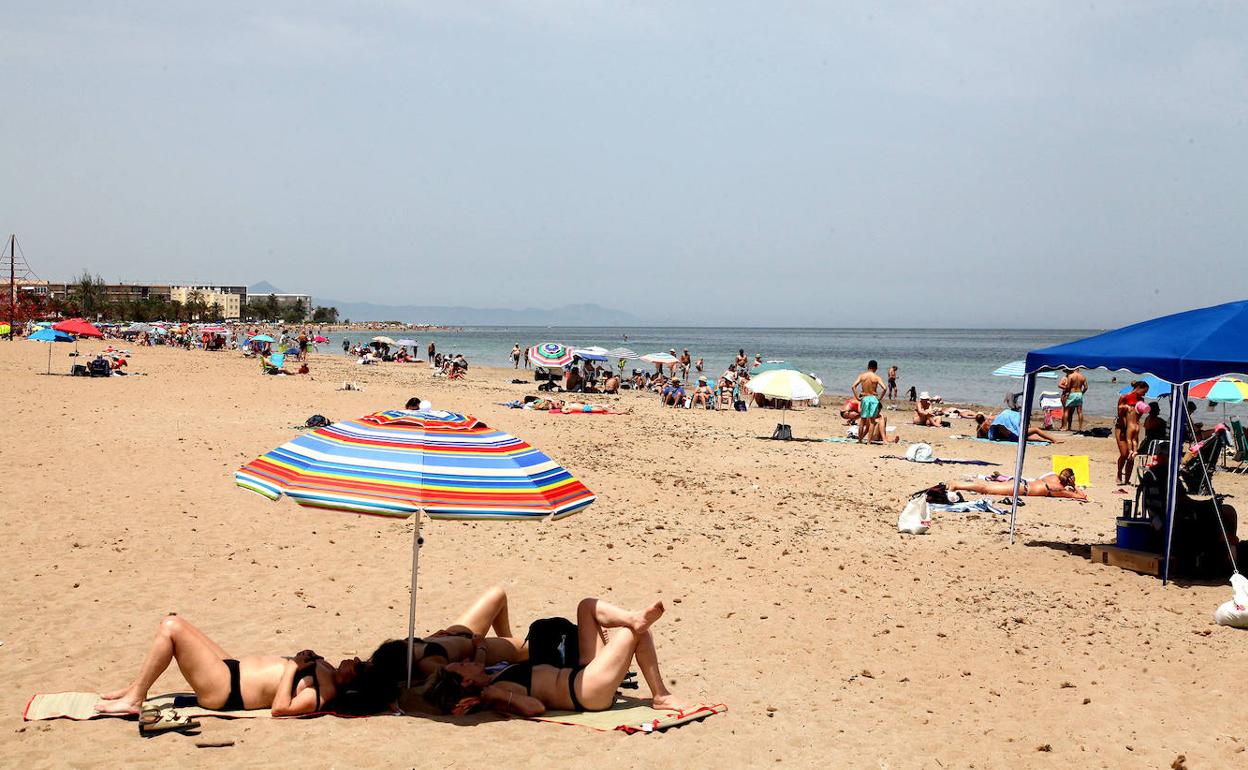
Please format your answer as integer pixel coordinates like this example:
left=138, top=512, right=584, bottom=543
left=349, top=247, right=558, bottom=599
left=572, top=600, right=666, bottom=710
left=575, top=598, right=664, bottom=665
left=1026, top=427, right=1062, bottom=443
left=1076, top=404, right=1084, bottom=432
left=449, top=585, right=512, bottom=637
left=97, top=615, right=232, bottom=714
left=629, top=630, right=687, bottom=711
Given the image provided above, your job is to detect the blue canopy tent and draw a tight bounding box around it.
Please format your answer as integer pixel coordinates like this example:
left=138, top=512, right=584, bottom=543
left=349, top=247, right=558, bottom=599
left=1008, top=301, right=1248, bottom=583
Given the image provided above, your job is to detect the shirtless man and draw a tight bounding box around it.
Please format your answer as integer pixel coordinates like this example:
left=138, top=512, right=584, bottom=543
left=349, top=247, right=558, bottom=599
left=886, top=365, right=899, bottom=400
left=851, top=360, right=886, bottom=444
left=679, top=349, right=692, bottom=380
left=1059, top=369, right=1089, bottom=431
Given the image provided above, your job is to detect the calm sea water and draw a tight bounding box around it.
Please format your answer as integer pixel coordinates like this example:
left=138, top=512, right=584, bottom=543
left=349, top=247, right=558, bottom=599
left=318, top=326, right=1243, bottom=420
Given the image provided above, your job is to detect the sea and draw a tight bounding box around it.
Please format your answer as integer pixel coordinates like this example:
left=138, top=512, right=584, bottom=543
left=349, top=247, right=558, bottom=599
left=314, top=326, right=1243, bottom=421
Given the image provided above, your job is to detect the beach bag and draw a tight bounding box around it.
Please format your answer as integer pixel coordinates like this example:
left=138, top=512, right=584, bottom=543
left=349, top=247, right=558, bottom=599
left=898, top=497, right=931, bottom=535
left=1213, top=573, right=1248, bottom=629
left=526, top=617, right=580, bottom=668
left=905, top=443, right=935, bottom=463
left=305, top=414, right=330, bottom=428
left=771, top=423, right=793, bottom=441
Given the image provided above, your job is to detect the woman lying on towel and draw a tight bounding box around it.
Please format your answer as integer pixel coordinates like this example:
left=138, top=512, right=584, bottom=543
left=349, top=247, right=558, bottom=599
left=93, top=615, right=391, bottom=716
left=379, top=585, right=531, bottom=681
left=412, top=597, right=688, bottom=716
left=948, top=468, right=1087, bottom=500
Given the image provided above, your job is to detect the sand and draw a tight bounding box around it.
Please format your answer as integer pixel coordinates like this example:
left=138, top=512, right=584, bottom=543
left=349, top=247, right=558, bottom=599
left=2, top=340, right=1246, bottom=769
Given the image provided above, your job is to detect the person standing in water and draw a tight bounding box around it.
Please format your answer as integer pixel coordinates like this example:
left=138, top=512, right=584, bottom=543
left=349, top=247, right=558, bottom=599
left=511, top=344, right=521, bottom=369
left=886, top=365, right=899, bottom=400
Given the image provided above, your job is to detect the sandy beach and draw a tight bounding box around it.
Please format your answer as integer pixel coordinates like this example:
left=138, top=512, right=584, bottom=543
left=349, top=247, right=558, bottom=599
left=3, top=341, right=1246, bottom=769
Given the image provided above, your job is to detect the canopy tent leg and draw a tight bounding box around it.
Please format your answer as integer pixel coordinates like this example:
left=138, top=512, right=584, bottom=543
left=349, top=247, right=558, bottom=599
left=1008, top=372, right=1037, bottom=544
left=1162, top=385, right=1188, bottom=585
left=405, top=509, right=424, bottom=687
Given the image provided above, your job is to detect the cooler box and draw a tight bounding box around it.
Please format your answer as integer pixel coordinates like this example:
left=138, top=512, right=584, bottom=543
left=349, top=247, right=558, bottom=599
left=1116, top=517, right=1154, bottom=551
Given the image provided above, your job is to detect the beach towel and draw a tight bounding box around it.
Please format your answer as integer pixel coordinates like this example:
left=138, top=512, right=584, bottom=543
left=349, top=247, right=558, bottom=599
left=527, top=698, right=726, bottom=734
left=1052, top=455, right=1091, bottom=487
left=928, top=499, right=1006, bottom=515
left=23, top=692, right=376, bottom=722
left=882, top=455, right=999, bottom=467
left=950, top=434, right=1050, bottom=446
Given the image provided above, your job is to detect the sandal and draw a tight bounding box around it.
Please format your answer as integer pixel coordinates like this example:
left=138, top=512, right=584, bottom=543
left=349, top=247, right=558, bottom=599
left=139, top=708, right=201, bottom=738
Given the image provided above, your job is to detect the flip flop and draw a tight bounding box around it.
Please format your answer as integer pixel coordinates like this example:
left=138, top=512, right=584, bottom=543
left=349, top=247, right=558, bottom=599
left=139, top=709, right=201, bottom=738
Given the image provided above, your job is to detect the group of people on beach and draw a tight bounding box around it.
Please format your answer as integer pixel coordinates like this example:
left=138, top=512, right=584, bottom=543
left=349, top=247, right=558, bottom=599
left=92, top=587, right=687, bottom=720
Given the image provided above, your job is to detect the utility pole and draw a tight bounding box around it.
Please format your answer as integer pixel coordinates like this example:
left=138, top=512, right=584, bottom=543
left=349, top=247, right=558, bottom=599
left=7, top=235, right=14, bottom=341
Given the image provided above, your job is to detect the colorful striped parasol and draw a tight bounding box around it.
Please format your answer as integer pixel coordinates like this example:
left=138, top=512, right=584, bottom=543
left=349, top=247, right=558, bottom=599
left=235, top=409, right=594, bottom=683
left=1188, top=376, right=1248, bottom=403
left=528, top=342, right=573, bottom=368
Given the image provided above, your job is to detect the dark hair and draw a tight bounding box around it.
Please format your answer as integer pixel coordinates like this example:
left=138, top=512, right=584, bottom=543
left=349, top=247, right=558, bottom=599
left=407, top=667, right=484, bottom=716
left=320, top=641, right=411, bottom=716
left=868, top=360, right=878, bottom=370
left=405, top=397, right=423, bottom=409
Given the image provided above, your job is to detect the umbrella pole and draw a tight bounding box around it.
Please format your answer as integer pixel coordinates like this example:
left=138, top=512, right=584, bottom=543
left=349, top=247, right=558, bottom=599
left=47, top=344, right=51, bottom=375
left=405, top=509, right=424, bottom=688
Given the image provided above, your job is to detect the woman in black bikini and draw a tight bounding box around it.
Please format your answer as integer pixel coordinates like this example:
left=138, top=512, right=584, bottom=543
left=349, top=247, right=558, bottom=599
left=412, top=596, right=688, bottom=717
left=400, top=585, right=529, bottom=681
left=94, top=614, right=373, bottom=717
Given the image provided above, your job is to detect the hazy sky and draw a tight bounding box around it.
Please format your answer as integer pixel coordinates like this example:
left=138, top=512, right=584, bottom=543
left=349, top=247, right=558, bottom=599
left=3, top=2, right=1246, bottom=327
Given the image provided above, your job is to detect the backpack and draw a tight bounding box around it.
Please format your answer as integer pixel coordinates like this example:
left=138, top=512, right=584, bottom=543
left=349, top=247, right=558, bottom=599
left=305, top=414, right=331, bottom=428
left=525, top=617, right=579, bottom=668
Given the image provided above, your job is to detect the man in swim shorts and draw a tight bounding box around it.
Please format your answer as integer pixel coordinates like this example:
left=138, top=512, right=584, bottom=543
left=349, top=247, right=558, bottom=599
left=851, top=360, right=886, bottom=444
left=886, top=365, right=898, bottom=400
left=1060, top=369, right=1088, bottom=431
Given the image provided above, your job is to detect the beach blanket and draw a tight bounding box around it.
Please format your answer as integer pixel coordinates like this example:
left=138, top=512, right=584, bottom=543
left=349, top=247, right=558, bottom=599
left=823, top=437, right=911, bottom=445
left=528, top=699, right=726, bottom=734
left=23, top=692, right=372, bottom=722
left=949, top=434, right=1051, bottom=446
left=882, top=455, right=999, bottom=466
left=928, top=499, right=1007, bottom=515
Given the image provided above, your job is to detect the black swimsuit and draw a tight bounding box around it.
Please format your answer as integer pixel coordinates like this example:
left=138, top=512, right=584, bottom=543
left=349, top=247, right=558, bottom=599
left=492, top=663, right=586, bottom=711
left=222, top=659, right=245, bottom=710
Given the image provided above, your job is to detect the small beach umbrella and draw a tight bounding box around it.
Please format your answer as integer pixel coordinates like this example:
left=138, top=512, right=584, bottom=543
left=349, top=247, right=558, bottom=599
left=125, top=322, right=155, bottom=333
left=641, top=352, right=679, bottom=365
left=235, top=409, right=595, bottom=685
left=372, top=336, right=396, bottom=345
left=992, top=361, right=1059, bottom=379
left=746, top=368, right=825, bottom=439
left=1119, top=374, right=1170, bottom=398
left=0, top=323, right=9, bottom=335
left=529, top=342, right=573, bottom=368
left=574, top=346, right=610, bottom=357
left=250, top=334, right=275, bottom=343
left=752, top=360, right=799, bottom=375
left=1187, top=376, right=1248, bottom=403
left=314, top=335, right=329, bottom=343
left=394, top=338, right=418, bottom=347
left=53, top=318, right=104, bottom=338
left=606, top=347, right=638, bottom=360
left=29, top=328, right=75, bottom=373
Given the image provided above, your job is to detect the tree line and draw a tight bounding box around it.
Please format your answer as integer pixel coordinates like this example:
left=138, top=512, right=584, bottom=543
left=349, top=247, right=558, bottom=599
left=10, top=271, right=338, bottom=325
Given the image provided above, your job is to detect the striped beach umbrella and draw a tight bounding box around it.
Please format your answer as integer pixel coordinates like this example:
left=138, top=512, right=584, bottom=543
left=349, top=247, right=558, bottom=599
left=1188, top=376, right=1248, bottom=403
left=641, top=352, right=679, bottom=364
left=235, top=409, right=595, bottom=683
left=529, top=342, right=573, bottom=368
left=607, top=347, right=639, bottom=360
left=992, top=360, right=1059, bottom=379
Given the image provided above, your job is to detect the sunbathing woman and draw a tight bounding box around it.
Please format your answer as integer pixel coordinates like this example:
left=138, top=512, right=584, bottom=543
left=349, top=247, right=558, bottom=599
left=94, top=615, right=373, bottom=716
left=415, top=597, right=688, bottom=717
left=949, top=468, right=1087, bottom=500
left=397, top=585, right=530, bottom=681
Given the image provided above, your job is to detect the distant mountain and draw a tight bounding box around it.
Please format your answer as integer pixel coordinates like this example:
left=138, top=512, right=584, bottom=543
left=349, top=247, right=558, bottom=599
left=316, top=299, right=640, bottom=327
left=248, top=280, right=284, bottom=295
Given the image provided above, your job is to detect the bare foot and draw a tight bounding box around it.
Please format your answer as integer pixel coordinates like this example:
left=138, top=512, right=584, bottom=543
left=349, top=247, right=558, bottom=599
left=99, top=686, right=131, bottom=701
left=651, top=693, right=692, bottom=712
left=95, top=697, right=142, bottom=715
left=629, top=600, right=665, bottom=634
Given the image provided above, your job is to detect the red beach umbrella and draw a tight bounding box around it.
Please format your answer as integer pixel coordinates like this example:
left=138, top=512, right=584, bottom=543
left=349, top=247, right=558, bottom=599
left=53, top=318, right=104, bottom=338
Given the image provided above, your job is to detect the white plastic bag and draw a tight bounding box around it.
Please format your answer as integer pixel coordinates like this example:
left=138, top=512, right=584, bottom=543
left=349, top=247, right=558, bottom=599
left=1213, top=573, right=1248, bottom=629
left=897, top=496, right=931, bottom=535
left=906, top=443, right=935, bottom=462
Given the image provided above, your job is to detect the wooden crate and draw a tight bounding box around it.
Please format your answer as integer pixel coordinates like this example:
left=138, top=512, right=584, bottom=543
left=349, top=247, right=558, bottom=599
left=1090, top=544, right=1164, bottom=576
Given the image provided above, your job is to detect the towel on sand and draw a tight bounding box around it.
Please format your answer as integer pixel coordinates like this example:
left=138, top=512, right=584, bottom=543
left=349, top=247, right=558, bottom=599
left=23, top=692, right=365, bottom=722
left=949, top=434, right=1050, bottom=446
left=527, top=698, right=726, bottom=734
left=882, top=455, right=999, bottom=467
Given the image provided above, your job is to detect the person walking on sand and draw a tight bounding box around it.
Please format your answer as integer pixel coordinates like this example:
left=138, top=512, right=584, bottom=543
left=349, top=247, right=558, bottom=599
left=1059, top=369, right=1089, bottom=431
left=887, top=365, right=899, bottom=400
left=851, top=360, right=886, bottom=444
left=511, top=344, right=521, bottom=369
left=427, top=341, right=437, bottom=369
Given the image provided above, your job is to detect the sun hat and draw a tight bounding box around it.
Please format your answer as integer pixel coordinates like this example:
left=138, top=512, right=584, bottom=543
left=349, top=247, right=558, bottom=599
left=919, top=391, right=931, bottom=400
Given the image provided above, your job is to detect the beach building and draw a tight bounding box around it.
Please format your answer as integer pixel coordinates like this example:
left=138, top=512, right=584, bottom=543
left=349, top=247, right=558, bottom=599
left=169, top=285, right=244, bottom=320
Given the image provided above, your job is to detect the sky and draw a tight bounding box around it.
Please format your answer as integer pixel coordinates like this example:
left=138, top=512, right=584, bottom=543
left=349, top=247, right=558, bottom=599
left=3, top=1, right=1246, bottom=327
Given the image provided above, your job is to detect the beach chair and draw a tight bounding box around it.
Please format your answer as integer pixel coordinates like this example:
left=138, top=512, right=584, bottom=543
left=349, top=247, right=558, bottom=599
left=1228, top=418, right=1248, bottom=473
left=1181, top=430, right=1227, bottom=496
